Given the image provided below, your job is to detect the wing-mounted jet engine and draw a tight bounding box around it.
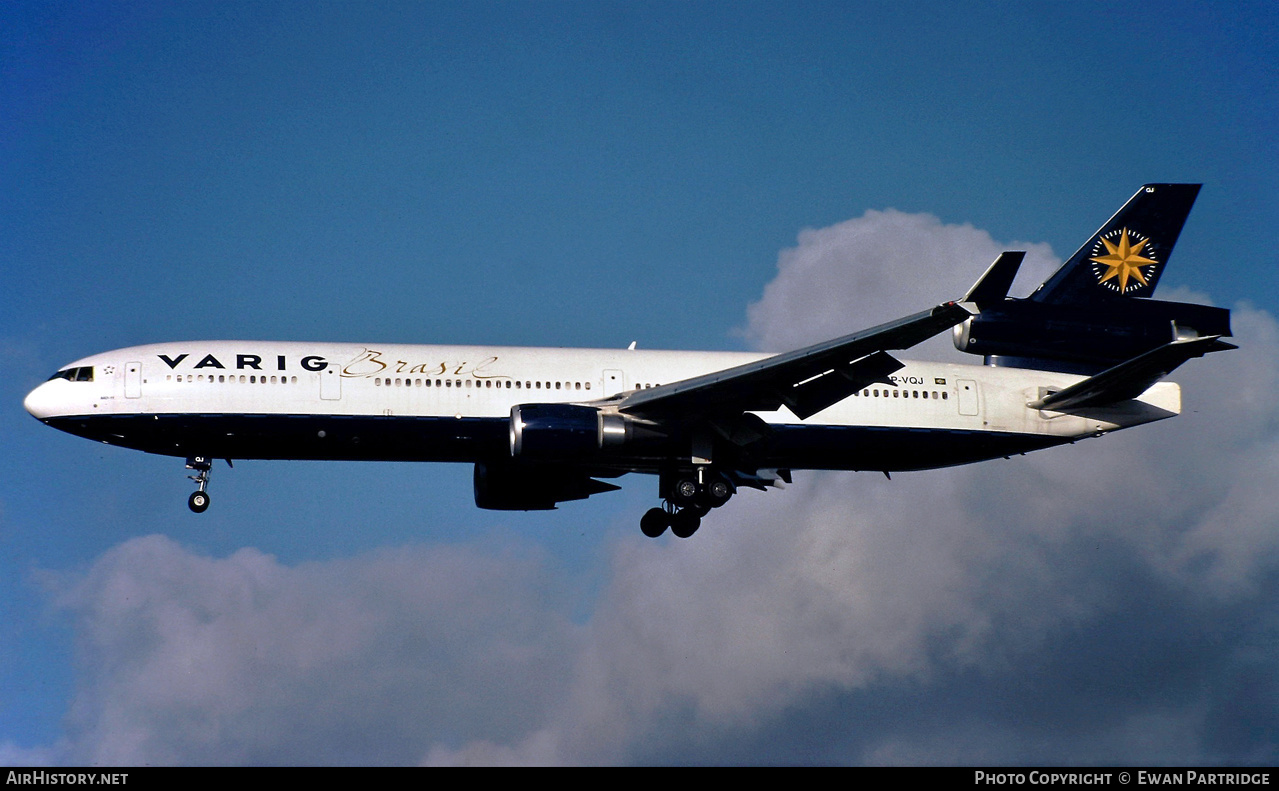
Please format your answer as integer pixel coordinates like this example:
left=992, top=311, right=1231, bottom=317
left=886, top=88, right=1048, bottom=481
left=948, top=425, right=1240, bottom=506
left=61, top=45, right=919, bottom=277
left=953, top=184, right=1232, bottom=374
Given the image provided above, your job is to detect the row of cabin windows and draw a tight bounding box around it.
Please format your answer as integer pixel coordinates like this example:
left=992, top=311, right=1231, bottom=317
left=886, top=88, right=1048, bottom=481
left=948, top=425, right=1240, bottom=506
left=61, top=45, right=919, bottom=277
left=168, top=374, right=297, bottom=384
left=164, top=374, right=663, bottom=391
left=372, top=378, right=665, bottom=391
left=373, top=377, right=593, bottom=391
left=855, top=388, right=948, bottom=400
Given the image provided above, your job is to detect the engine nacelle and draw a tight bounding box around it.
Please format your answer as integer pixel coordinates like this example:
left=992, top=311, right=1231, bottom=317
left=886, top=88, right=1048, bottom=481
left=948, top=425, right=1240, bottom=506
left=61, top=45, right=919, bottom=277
left=474, top=460, right=620, bottom=510
left=954, top=298, right=1231, bottom=372
left=474, top=460, right=561, bottom=510
left=509, top=404, right=662, bottom=459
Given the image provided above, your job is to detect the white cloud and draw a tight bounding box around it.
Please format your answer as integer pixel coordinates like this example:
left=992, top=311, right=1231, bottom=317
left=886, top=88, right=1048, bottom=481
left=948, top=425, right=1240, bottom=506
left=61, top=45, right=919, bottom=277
left=742, top=209, right=1060, bottom=355
left=50, top=537, right=579, bottom=765
left=41, top=210, right=1279, bottom=765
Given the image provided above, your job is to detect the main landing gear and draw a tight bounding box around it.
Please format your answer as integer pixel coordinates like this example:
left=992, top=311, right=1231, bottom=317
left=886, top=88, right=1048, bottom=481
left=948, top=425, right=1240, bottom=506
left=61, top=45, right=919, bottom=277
left=186, top=456, right=215, bottom=513
left=641, top=468, right=735, bottom=539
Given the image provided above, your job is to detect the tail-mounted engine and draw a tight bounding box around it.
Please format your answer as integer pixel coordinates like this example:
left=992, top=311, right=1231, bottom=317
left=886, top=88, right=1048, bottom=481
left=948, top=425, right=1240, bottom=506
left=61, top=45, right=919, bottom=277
left=954, top=298, right=1232, bottom=373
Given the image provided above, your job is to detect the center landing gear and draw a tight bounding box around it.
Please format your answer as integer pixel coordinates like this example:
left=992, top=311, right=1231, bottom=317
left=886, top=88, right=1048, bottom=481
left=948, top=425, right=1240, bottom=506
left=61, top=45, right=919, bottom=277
left=640, top=468, right=736, bottom=539
left=186, top=456, right=213, bottom=513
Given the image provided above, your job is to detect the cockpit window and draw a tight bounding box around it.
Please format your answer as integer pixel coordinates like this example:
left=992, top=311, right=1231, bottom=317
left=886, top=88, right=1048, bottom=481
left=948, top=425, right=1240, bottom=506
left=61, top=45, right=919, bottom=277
left=48, top=366, right=94, bottom=382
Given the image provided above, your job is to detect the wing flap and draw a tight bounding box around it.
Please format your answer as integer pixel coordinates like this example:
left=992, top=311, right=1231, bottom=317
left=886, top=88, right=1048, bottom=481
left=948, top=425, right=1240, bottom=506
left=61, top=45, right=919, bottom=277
left=782, top=350, right=903, bottom=420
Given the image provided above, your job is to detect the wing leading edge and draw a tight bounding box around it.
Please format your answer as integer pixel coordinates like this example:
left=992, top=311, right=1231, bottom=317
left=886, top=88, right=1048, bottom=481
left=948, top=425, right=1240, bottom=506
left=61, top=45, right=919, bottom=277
left=613, top=301, right=974, bottom=421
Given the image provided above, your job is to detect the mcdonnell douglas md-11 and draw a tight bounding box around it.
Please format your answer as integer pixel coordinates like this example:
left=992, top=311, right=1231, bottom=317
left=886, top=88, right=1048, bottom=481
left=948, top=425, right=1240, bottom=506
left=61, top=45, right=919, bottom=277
left=25, top=185, right=1233, bottom=538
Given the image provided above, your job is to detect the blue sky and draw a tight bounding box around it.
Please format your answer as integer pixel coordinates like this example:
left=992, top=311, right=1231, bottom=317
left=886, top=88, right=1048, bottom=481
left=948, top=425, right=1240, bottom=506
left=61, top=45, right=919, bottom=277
left=2, top=1, right=1277, bottom=765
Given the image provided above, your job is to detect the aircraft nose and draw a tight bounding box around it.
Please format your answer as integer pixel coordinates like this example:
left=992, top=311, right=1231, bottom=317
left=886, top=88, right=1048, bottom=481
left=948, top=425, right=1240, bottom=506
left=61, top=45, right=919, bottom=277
left=24, top=381, right=54, bottom=420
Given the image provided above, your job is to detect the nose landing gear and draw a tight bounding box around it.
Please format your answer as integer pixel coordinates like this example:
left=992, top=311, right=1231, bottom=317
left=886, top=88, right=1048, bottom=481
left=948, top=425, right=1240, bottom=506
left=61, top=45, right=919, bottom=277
left=186, top=456, right=214, bottom=513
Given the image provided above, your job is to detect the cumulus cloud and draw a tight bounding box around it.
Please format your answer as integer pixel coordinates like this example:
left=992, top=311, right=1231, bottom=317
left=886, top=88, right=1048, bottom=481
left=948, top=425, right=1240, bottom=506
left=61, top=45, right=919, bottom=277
left=49, top=538, right=579, bottom=765
left=743, top=209, right=1060, bottom=354
left=42, top=210, right=1279, bottom=765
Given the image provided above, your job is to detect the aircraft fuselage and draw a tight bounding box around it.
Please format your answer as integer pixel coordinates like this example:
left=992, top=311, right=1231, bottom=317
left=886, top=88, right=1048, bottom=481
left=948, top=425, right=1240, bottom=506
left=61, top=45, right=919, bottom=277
left=24, top=340, right=1178, bottom=474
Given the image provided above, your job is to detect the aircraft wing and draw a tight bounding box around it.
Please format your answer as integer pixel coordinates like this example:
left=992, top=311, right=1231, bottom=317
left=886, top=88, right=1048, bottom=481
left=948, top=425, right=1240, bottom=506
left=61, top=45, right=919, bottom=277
left=615, top=301, right=973, bottom=421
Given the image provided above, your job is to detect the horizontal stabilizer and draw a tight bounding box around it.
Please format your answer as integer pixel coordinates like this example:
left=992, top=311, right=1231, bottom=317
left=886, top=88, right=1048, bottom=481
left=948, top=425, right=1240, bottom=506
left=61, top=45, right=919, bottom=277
left=1029, top=335, right=1235, bottom=411
left=963, top=251, right=1025, bottom=305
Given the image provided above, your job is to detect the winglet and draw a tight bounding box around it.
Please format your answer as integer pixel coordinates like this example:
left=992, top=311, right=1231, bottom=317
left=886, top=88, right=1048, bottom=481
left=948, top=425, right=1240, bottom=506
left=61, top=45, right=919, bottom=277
left=963, top=251, right=1025, bottom=306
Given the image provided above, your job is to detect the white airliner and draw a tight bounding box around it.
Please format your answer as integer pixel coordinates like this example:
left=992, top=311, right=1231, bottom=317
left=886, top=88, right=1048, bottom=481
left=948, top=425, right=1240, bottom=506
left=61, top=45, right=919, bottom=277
left=24, top=185, right=1233, bottom=538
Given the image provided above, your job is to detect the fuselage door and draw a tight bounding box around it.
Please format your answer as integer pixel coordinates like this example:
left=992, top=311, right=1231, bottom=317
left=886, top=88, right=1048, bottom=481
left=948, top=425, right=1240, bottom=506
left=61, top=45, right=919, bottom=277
left=957, top=379, right=979, bottom=416
left=320, top=367, right=341, bottom=400
left=603, top=369, right=626, bottom=397
left=125, top=362, right=142, bottom=399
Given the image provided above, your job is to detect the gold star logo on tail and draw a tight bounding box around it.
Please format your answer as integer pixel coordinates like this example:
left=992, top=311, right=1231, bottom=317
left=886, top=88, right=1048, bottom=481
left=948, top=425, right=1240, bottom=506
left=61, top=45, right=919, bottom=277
left=1090, top=227, right=1159, bottom=294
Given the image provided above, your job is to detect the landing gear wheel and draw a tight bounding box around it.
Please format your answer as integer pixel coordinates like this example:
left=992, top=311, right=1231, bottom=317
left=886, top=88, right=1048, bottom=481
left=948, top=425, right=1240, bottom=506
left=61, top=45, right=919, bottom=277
left=705, top=478, right=733, bottom=508
left=670, top=509, right=701, bottom=539
left=640, top=507, right=670, bottom=538
left=672, top=478, right=700, bottom=507
left=188, top=490, right=210, bottom=513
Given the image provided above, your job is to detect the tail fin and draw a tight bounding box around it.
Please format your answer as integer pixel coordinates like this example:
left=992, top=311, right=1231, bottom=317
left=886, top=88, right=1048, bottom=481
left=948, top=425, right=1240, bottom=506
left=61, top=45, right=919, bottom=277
left=1031, top=183, right=1200, bottom=304
left=954, top=183, right=1231, bottom=374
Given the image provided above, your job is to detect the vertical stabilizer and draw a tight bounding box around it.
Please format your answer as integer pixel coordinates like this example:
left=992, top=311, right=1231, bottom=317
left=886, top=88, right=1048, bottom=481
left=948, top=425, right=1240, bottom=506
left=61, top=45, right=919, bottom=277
left=1031, top=183, right=1200, bottom=304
